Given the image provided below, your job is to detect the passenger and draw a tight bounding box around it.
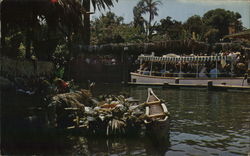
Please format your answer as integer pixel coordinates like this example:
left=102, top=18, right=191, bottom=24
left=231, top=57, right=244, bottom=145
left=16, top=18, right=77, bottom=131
left=199, top=67, right=208, bottom=78
left=139, top=63, right=147, bottom=73
left=142, top=66, right=150, bottom=75
left=160, top=69, right=166, bottom=76
left=153, top=66, right=161, bottom=76
left=143, top=71, right=150, bottom=75
left=209, top=67, right=220, bottom=78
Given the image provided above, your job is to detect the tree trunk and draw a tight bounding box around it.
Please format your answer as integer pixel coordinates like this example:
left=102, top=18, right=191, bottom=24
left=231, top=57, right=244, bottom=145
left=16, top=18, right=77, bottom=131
left=1, top=18, right=6, bottom=56
left=148, top=7, right=152, bottom=40
left=25, top=12, right=34, bottom=59
left=83, top=0, right=90, bottom=45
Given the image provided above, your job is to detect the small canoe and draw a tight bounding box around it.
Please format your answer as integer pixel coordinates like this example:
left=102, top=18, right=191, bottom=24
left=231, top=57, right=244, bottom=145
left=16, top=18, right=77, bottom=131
left=144, top=88, right=169, bottom=124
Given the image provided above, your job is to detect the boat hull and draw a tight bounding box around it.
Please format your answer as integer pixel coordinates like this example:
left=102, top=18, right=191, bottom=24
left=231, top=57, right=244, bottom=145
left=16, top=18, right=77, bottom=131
left=131, top=72, right=249, bottom=86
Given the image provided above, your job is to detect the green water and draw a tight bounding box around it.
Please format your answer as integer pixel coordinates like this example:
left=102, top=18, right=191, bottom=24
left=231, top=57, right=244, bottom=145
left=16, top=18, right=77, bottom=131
left=2, top=85, right=250, bottom=155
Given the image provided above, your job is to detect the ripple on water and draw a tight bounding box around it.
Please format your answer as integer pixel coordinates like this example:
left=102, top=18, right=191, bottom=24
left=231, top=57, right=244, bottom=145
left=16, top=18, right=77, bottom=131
left=3, top=85, right=250, bottom=155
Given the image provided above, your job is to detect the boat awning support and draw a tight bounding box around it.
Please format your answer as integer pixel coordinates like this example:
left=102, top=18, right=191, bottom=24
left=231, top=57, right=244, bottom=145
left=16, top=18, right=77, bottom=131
left=196, top=61, right=199, bottom=78
left=150, top=61, right=153, bottom=76
left=231, top=60, right=234, bottom=77
left=180, top=62, right=182, bottom=73
left=164, top=62, right=166, bottom=76
left=216, top=56, right=218, bottom=78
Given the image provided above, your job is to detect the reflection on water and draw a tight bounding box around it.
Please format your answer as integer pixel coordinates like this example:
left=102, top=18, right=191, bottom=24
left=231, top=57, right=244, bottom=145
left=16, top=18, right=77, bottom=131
left=147, top=87, right=250, bottom=156
left=64, top=134, right=170, bottom=156
left=2, top=85, right=250, bottom=155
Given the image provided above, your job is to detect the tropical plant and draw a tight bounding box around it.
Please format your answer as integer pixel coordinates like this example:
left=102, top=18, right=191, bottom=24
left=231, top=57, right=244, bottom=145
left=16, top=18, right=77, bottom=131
left=91, top=12, right=145, bottom=44
left=203, top=8, right=243, bottom=40
left=81, top=0, right=118, bottom=45
left=183, top=15, right=207, bottom=41
left=135, top=0, right=162, bottom=40
left=133, top=5, right=146, bottom=33
left=204, top=28, right=220, bottom=43
left=2, top=0, right=118, bottom=60
left=155, top=16, right=185, bottom=40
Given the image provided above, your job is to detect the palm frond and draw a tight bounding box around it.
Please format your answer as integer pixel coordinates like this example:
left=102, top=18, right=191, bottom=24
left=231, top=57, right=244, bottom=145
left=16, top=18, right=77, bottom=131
left=106, top=118, right=126, bottom=135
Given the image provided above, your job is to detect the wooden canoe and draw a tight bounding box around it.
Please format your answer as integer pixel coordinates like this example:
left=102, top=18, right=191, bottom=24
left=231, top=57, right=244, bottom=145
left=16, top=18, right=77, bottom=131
left=144, top=88, right=169, bottom=124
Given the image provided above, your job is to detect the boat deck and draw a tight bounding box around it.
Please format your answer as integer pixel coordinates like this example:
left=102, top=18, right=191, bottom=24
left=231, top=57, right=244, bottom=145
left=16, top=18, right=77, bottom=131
left=129, top=82, right=250, bottom=91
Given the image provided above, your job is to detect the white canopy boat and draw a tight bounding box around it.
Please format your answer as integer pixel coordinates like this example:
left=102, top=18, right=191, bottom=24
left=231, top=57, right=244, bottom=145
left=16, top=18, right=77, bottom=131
left=130, top=53, right=250, bottom=87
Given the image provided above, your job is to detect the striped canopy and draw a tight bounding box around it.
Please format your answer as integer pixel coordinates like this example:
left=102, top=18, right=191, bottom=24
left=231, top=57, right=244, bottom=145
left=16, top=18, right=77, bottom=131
left=138, top=55, right=234, bottom=62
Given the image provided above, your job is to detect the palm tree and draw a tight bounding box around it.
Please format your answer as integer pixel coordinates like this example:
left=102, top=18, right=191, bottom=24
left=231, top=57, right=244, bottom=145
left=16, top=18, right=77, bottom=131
left=82, top=0, right=118, bottom=45
left=52, top=0, right=118, bottom=45
left=2, top=0, right=85, bottom=59
left=136, top=0, right=161, bottom=40
left=133, top=5, right=146, bottom=33
left=1, top=0, right=117, bottom=60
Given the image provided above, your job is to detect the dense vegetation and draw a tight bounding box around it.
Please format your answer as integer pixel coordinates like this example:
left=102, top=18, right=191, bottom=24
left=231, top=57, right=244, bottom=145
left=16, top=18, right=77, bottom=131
left=1, top=0, right=118, bottom=60
left=91, top=8, right=244, bottom=44
left=1, top=0, right=245, bottom=61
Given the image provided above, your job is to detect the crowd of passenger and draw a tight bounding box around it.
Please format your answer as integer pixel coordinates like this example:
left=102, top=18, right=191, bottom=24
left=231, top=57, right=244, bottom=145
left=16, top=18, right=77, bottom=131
left=138, top=51, right=248, bottom=78
left=73, top=55, right=120, bottom=65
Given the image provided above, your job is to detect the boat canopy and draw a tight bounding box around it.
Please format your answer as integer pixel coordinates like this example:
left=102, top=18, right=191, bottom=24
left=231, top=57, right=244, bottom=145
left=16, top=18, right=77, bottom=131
left=138, top=54, right=235, bottom=62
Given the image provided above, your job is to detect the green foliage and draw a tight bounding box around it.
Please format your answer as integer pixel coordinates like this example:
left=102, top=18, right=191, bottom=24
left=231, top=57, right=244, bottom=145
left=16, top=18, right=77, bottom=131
left=55, top=67, right=65, bottom=79
left=133, top=5, right=146, bottom=33
left=2, top=0, right=118, bottom=60
left=91, top=11, right=145, bottom=44
left=184, top=15, right=204, bottom=34
left=135, top=0, right=162, bottom=39
left=181, top=9, right=243, bottom=43
left=115, top=25, right=146, bottom=43
left=183, top=15, right=207, bottom=41
left=204, top=28, right=220, bottom=43
left=17, top=42, right=26, bottom=59
left=203, top=8, right=243, bottom=39
left=3, top=0, right=245, bottom=61
left=4, top=31, right=25, bottom=58
left=91, top=8, right=244, bottom=44
left=90, top=0, right=118, bottom=10
left=54, top=44, right=69, bottom=57
left=154, top=16, right=185, bottom=40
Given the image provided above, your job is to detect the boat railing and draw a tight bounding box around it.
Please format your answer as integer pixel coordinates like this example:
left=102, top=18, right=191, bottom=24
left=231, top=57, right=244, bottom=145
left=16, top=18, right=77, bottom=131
left=136, top=70, right=242, bottom=78
left=136, top=53, right=249, bottom=79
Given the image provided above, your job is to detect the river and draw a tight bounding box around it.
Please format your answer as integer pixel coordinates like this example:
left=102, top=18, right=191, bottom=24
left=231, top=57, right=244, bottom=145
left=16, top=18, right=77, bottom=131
left=2, top=85, right=250, bottom=155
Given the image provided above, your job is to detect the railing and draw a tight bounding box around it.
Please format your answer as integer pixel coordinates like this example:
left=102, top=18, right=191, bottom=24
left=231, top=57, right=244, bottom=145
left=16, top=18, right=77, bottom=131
left=136, top=70, right=244, bottom=78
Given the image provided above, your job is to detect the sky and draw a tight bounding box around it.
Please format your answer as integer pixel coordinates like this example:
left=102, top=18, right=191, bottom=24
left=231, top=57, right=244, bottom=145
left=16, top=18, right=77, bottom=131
left=91, top=0, right=250, bottom=29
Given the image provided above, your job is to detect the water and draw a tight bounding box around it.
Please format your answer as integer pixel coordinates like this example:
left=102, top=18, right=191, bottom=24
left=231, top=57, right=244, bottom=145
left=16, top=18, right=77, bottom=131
left=2, top=85, right=250, bottom=155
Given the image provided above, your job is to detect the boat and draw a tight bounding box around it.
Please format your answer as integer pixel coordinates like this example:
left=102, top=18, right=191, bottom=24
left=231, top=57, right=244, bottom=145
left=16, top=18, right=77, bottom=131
left=144, top=88, right=169, bottom=124
left=130, top=53, right=250, bottom=87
